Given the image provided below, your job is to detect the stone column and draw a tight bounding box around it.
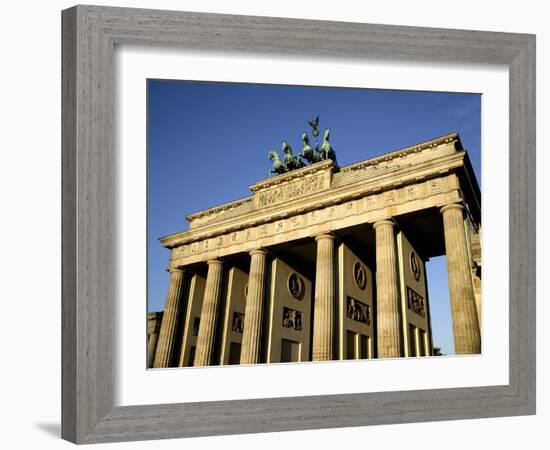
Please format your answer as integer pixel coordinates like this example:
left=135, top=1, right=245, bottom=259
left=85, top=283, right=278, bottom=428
left=374, top=219, right=402, bottom=358
left=194, top=259, right=224, bottom=366
left=440, top=203, right=481, bottom=354
left=153, top=268, right=186, bottom=368
left=240, top=249, right=268, bottom=365
left=147, top=312, right=162, bottom=368
left=312, top=233, right=336, bottom=361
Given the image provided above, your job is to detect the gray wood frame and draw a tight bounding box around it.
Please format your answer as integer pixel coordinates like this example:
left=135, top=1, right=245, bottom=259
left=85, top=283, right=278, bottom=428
left=62, top=5, right=536, bottom=444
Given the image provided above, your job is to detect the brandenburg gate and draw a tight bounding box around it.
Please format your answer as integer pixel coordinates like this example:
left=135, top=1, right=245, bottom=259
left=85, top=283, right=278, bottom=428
left=148, top=132, right=482, bottom=368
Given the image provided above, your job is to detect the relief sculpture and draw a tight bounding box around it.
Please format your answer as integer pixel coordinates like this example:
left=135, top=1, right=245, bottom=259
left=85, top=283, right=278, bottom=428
left=232, top=312, right=245, bottom=333
left=346, top=297, right=371, bottom=325
left=257, top=175, right=325, bottom=208
left=282, top=307, right=302, bottom=331
left=406, top=286, right=426, bottom=318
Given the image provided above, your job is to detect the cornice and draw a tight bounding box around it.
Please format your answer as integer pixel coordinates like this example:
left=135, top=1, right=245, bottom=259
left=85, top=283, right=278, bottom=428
left=249, top=159, right=338, bottom=192
left=342, top=132, right=459, bottom=173
left=160, top=151, right=466, bottom=249
left=186, top=197, right=252, bottom=222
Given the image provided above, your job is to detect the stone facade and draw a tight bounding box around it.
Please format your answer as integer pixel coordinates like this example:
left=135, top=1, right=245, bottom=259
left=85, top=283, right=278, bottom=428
left=149, top=133, right=482, bottom=367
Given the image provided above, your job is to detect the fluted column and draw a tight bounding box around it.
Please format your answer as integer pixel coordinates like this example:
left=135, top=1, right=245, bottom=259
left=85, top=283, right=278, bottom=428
left=153, top=268, right=186, bottom=368
left=374, top=219, right=402, bottom=358
left=194, top=259, right=224, bottom=366
left=240, top=249, right=268, bottom=364
left=147, top=313, right=162, bottom=368
left=312, top=233, right=336, bottom=361
left=441, top=203, right=481, bottom=354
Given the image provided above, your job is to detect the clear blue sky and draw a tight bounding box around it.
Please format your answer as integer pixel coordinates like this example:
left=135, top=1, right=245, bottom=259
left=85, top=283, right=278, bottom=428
left=147, top=79, right=481, bottom=356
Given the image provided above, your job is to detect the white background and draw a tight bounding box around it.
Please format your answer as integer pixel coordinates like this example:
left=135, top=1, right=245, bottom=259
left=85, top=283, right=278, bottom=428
left=0, top=1, right=546, bottom=449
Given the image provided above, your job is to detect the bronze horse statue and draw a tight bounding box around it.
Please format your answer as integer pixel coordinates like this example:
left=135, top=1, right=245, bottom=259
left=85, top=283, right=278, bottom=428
left=300, top=132, right=323, bottom=164
left=282, top=141, right=305, bottom=171
left=321, top=128, right=337, bottom=164
left=268, top=150, right=287, bottom=176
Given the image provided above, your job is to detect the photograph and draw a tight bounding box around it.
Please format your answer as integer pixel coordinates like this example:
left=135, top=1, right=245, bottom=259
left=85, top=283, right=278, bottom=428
left=146, top=80, right=482, bottom=368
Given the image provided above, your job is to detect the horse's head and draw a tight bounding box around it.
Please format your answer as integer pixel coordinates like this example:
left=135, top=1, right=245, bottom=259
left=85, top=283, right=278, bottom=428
left=282, top=141, right=292, bottom=155
left=324, top=128, right=331, bottom=140
left=268, top=150, right=277, bottom=161
left=301, top=132, right=309, bottom=144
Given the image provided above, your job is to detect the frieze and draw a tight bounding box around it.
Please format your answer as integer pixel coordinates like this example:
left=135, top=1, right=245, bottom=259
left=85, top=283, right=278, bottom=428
left=364, top=195, right=377, bottom=210
left=327, top=205, right=338, bottom=219
left=406, top=185, right=419, bottom=201
left=384, top=190, right=396, bottom=206
left=253, top=171, right=331, bottom=209
left=245, top=228, right=256, bottom=241
left=428, top=178, right=443, bottom=194
left=170, top=175, right=457, bottom=263
left=258, top=224, right=269, bottom=237
left=308, top=209, right=323, bottom=225
left=288, top=215, right=302, bottom=229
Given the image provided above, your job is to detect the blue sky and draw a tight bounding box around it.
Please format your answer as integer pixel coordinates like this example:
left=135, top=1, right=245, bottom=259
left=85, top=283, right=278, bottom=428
left=147, top=79, right=481, bottom=356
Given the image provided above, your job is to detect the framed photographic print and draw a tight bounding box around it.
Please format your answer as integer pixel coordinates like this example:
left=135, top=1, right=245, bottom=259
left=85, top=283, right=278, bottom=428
left=62, top=4, right=535, bottom=444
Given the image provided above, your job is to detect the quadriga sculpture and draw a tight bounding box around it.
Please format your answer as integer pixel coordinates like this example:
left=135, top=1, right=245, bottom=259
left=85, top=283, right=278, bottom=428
left=308, top=115, right=320, bottom=137
left=266, top=116, right=338, bottom=177
left=321, top=128, right=337, bottom=164
left=282, top=141, right=305, bottom=171
left=268, top=150, right=287, bottom=176
left=300, top=133, right=323, bottom=164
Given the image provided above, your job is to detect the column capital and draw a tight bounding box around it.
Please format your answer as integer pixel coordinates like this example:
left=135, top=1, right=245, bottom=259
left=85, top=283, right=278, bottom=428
left=168, top=267, right=186, bottom=274
left=315, top=232, right=336, bottom=242
left=373, top=218, right=395, bottom=230
left=206, top=259, right=223, bottom=266
left=249, top=248, right=268, bottom=257
left=440, top=203, right=465, bottom=214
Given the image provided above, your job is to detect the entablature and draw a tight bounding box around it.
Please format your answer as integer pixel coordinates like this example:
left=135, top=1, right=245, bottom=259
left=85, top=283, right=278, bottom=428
left=161, top=151, right=466, bottom=250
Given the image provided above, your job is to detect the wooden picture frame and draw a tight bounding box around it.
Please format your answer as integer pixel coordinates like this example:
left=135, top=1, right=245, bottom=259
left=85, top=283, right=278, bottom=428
left=61, top=5, right=536, bottom=444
